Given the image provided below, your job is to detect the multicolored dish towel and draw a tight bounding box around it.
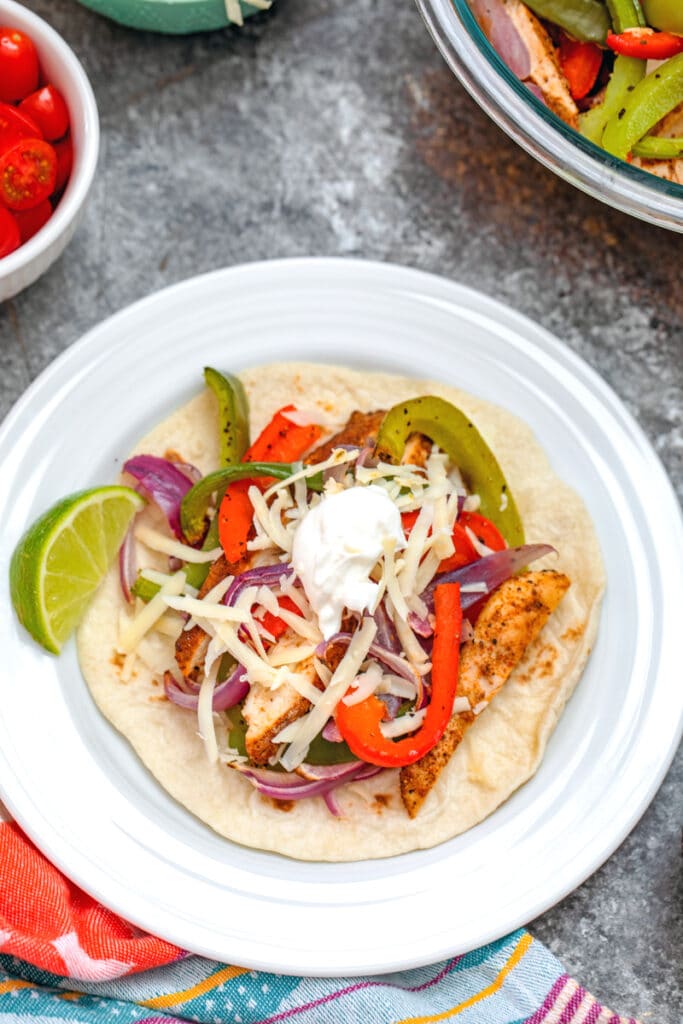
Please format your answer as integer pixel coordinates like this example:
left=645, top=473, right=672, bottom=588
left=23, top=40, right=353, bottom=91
left=0, top=803, right=641, bottom=1024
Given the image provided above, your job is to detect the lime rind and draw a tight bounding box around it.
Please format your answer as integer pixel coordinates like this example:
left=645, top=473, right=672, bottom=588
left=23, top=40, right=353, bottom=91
left=10, top=486, right=145, bottom=654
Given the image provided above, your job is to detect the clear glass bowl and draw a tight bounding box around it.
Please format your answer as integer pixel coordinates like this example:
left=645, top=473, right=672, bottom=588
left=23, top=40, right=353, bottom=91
left=416, top=0, right=683, bottom=232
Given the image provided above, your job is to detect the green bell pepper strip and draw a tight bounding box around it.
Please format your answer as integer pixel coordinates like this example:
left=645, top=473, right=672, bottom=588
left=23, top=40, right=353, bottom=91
left=131, top=574, right=161, bottom=603
left=182, top=368, right=251, bottom=589
left=180, top=462, right=324, bottom=546
left=606, top=0, right=647, bottom=30
left=204, top=367, right=250, bottom=467
left=602, top=52, right=683, bottom=158
left=183, top=517, right=220, bottom=589
left=374, top=397, right=525, bottom=548
left=579, top=54, right=645, bottom=143
left=642, top=0, right=683, bottom=33
left=523, top=0, right=611, bottom=44
left=579, top=0, right=645, bottom=144
left=632, top=134, right=683, bottom=157
left=226, top=708, right=356, bottom=765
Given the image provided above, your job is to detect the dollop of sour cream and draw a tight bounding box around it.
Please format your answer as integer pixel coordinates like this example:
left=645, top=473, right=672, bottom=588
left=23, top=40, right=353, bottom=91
left=291, top=486, right=406, bottom=640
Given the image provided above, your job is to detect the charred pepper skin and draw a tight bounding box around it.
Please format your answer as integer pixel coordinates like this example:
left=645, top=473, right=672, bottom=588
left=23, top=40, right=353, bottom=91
left=204, top=366, right=250, bottom=468
left=374, top=396, right=525, bottom=548
left=180, top=461, right=324, bottom=545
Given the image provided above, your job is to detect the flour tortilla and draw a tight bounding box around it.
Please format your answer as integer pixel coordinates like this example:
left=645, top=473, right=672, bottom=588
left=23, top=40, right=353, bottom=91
left=77, top=363, right=605, bottom=861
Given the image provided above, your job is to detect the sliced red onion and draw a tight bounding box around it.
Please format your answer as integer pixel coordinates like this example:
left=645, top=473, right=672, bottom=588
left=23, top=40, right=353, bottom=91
left=123, top=455, right=194, bottom=540
left=163, top=665, right=249, bottom=711
left=296, top=761, right=362, bottom=781
left=174, top=461, right=202, bottom=484
left=118, top=523, right=137, bottom=604
left=355, top=445, right=377, bottom=469
left=377, top=693, right=403, bottom=720
left=373, top=600, right=401, bottom=653
left=526, top=82, right=548, bottom=106
left=322, top=718, right=344, bottom=743
left=236, top=760, right=384, bottom=808
left=420, top=544, right=556, bottom=613
left=317, top=635, right=419, bottom=685
left=352, top=763, right=385, bottom=782
left=408, top=610, right=433, bottom=638
left=470, top=0, right=532, bottom=79
left=224, top=562, right=293, bottom=607
left=461, top=618, right=475, bottom=644
left=323, top=790, right=343, bottom=817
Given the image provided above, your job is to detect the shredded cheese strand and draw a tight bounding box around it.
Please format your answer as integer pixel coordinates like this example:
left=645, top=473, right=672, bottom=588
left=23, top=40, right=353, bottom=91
left=135, top=524, right=221, bottom=564
left=275, top=617, right=377, bottom=769
left=119, top=570, right=187, bottom=654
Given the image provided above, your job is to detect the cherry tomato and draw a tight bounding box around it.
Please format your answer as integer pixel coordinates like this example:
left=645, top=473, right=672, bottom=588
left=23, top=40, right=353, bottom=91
left=14, top=198, right=51, bottom=243
left=458, top=511, right=507, bottom=552
left=0, top=205, right=20, bottom=257
left=19, top=85, right=69, bottom=141
left=52, top=134, right=72, bottom=194
left=0, top=27, right=39, bottom=103
left=0, top=102, right=42, bottom=155
left=0, top=138, right=57, bottom=210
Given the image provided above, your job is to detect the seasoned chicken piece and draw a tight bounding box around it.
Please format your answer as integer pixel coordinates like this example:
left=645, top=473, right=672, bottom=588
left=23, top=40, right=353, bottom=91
left=500, top=0, right=578, bottom=127
left=402, top=432, right=432, bottom=469
left=174, top=554, right=248, bottom=680
left=400, top=569, right=570, bottom=817
left=243, top=650, right=321, bottom=764
left=305, top=410, right=386, bottom=465
left=632, top=157, right=683, bottom=184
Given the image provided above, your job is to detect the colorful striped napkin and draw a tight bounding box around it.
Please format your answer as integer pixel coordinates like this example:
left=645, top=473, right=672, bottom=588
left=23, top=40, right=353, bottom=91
left=0, top=802, right=641, bottom=1024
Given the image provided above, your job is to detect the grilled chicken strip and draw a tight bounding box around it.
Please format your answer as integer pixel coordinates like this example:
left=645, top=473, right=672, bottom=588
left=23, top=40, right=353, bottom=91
left=243, top=648, right=321, bottom=764
left=400, top=569, right=570, bottom=818
left=305, top=410, right=386, bottom=464
left=174, top=554, right=248, bottom=679
left=472, top=0, right=578, bottom=128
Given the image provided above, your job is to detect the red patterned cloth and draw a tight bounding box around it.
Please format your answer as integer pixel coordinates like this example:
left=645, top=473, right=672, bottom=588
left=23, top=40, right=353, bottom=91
left=0, top=807, right=180, bottom=978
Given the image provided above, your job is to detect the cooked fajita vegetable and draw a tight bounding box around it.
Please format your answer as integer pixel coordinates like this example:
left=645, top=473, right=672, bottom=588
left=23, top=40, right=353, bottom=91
left=472, top=0, right=683, bottom=185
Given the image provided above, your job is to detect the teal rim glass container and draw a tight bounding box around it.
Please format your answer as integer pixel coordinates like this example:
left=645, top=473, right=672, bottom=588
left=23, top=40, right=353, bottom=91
left=416, top=0, right=683, bottom=232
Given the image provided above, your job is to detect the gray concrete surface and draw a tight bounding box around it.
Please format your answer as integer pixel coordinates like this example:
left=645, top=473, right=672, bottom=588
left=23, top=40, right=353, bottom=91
left=1, top=0, right=681, bottom=1019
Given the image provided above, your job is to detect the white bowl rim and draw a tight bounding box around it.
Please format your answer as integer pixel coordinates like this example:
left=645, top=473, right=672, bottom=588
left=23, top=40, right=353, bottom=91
left=0, top=0, right=100, bottom=279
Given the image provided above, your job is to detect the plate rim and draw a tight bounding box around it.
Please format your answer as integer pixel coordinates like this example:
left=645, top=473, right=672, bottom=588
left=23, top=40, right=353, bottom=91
left=1, top=257, right=682, bottom=975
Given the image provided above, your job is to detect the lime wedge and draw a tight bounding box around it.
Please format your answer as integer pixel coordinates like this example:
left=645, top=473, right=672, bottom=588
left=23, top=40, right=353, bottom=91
left=10, top=486, right=145, bottom=654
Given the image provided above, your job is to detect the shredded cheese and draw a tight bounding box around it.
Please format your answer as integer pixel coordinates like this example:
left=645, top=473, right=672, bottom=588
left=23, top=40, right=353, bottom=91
left=275, top=617, right=377, bottom=769
left=135, top=524, right=221, bottom=564
left=380, top=708, right=427, bottom=739
left=382, top=537, right=409, bottom=621
left=341, top=663, right=384, bottom=706
left=465, top=525, right=495, bottom=559
left=161, top=595, right=249, bottom=623
left=399, top=503, right=433, bottom=598
left=118, top=570, right=187, bottom=654
left=262, top=448, right=356, bottom=501
left=197, top=662, right=219, bottom=763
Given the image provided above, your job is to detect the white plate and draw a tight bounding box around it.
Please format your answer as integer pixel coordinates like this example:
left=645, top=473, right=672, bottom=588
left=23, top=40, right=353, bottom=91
left=0, top=259, right=681, bottom=976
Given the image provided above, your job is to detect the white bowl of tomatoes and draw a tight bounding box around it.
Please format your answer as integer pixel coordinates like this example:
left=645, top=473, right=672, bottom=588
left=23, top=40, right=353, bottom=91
left=0, top=0, right=99, bottom=300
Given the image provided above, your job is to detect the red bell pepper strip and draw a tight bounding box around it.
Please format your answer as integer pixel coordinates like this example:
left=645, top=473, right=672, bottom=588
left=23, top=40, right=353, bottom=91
left=259, top=595, right=302, bottom=642
left=559, top=35, right=604, bottom=100
left=458, top=511, right=507, bottom=553
left=401, top=509, right=504, bottom=575
left=335, top=583, right=462, bottom=767
left=607, top=28, right=683, bottom=59
left=218, top=406, right=323, bottom=563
